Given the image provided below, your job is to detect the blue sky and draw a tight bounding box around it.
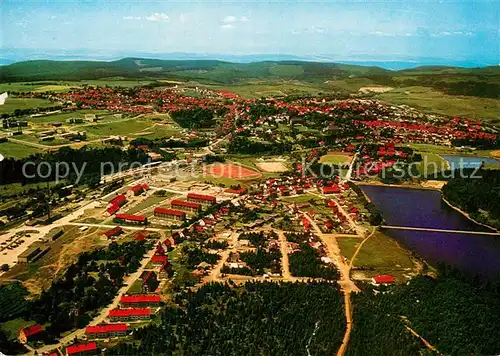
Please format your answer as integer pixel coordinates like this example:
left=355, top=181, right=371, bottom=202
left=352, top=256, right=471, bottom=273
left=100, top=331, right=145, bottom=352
left=2, top=0, right=499, bottom=63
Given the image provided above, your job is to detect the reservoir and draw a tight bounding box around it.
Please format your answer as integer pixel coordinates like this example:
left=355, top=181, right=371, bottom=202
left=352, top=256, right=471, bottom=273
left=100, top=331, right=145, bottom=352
left=441, top=155, right=500, bottom=169
left=360, top=185, right=500, bottom=278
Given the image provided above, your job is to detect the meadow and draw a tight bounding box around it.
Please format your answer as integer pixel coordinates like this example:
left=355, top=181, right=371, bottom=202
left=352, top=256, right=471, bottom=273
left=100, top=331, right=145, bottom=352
left=0, top=97, right=54, bottom=114
left=0, top=141, right=41, bottom=159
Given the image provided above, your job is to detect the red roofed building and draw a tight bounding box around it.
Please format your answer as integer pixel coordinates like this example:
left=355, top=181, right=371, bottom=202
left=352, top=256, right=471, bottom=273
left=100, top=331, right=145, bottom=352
left=224, top=187, right=247, bottom=195
left=372, top=275, right=396, bottom=285
left=120, top=294, right=161, bottom=307
left=86, top=324, right=128, bottom=339
left=171, top=199, right=201, bottom=213
left=151, top=254, right=168, bottom=266
left=134, top=231, right=148, bottom=241
left=107, top=204, right=120, bottom=216
left=66, top=342, right=98, bottom=356
left=323, top=185, right=340, bottom=194
left=154, top=207, right=186, bottom=221
left=187, top=193, right=216, bottom=205
left=109, top=194, right=127, bottom=207
left=130, top=184, right=145, bottom=196
left=18, top=324, right=44, bottom=343
left=104, top=226, right=123, bottom=239
left=109, top=308, right=151, bottom=322
left=114, top=214, right=148, bottom=225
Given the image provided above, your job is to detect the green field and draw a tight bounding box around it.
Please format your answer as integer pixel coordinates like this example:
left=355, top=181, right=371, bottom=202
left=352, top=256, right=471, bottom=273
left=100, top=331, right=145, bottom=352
left=319, top=154, right=351, bottom=165
left=125, top=195, right=174, bottom=214
left=1, top=318, right=35, bottom=340
left=376, top=86, right=500, bottom=123
left=0, top=98, right=55, bottom=114
left=0, top=141, right=41, bottom=159
left=344, top=232, right=416, bottom=280
left=415, top=152, right=449, bottom=175
left=85, top=118, right=155, bottom=137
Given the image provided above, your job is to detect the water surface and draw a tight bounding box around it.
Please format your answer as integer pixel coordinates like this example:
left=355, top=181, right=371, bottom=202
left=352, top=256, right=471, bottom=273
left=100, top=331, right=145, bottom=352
left=361, top=185, right=500, bottom=278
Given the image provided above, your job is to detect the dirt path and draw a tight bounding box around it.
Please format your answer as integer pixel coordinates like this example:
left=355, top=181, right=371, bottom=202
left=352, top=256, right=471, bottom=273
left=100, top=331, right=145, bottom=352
left=301, top=213, right=359, bottom=356
left=401, top=317, right=440, bottom=354
left=277, top=231, right=292, bottom=280
left=349, top=227, right=377, bottom=269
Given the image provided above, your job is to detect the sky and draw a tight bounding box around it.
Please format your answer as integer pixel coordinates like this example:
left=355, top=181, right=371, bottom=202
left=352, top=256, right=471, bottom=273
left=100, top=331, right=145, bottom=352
left=2, top=0, right=499, bottom=64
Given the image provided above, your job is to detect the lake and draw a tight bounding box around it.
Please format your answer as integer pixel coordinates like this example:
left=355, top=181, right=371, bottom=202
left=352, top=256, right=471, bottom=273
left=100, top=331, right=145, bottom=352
left=360, top=185, right=500, bottom=278
left=441, top=155, right=500, bottom=169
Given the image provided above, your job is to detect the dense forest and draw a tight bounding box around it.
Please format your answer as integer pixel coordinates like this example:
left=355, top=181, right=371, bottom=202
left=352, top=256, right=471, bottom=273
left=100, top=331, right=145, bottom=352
left=108, top=281, right=346, bottom=355
left=442, top=169, right=500, bottom=229
left=170, top=108, right=216, bottom=129
left=348, top=270, right=500, bottom=355
left=28, top=241, right=151, bottom=338
left=0, top=146, right=150, bottom=186
left=289, top=243, right=340, bottom=280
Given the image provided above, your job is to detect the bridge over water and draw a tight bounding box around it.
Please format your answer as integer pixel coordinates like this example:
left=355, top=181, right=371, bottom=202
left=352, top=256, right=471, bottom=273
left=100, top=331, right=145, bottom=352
left=381, top=225, right=500, bottom=236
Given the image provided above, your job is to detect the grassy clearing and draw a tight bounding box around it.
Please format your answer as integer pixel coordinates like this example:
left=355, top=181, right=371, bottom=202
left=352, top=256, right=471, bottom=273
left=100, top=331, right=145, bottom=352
left=319, top=154, right=350, bottom=165
left=1, top=318, right=35, bottom=340
left=337, top=237, right=363, bottom=261
left=130, top=124, right=182, bottom=140
left=0, top=141, right=41, bottom=159
left=24, top=109, right=110, bottom=123
left=415, top=152, right=449, bottom=175
left=125, top=195, right=173, bottom=214
left=0, top=98, right=55, bottom=114
left=350, top=232, right=415, bottom=280
left=209, top=82, right=324, bottom=99
left=85, top=118, right=154, bottom=138
left=376, top=86, right=500, bottom=124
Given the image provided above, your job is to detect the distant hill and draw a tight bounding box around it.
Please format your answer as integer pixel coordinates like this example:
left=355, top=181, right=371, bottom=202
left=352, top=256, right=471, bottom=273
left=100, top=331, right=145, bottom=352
left=0, top=58, right=498, bottom=98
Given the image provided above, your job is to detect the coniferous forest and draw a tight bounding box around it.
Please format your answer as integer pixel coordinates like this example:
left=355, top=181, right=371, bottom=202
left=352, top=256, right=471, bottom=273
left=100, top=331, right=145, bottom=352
left=109, top=281, right=346, bottom=356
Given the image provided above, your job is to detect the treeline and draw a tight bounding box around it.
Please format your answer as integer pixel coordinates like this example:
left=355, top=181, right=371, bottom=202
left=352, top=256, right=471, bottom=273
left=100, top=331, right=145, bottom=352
left=347, top=182, right=384, bottom=225
left=348, top=269, right=500, bottom=355
left=0, top=104, right=65, bottom=119
left=228, top=136, right=292, bottom=155
left=0, top=146, right=150, bottom=186
left=289, top=243, right=340, bottom=280
left=130, top=136, right=209, bottom=149
left=108, top=281, right=346, bottom=355
left=442, top=169, right=500, bottom=229
left=170, top=108, right=216, bottom=129
left=27, top=241, right=150, bottom=338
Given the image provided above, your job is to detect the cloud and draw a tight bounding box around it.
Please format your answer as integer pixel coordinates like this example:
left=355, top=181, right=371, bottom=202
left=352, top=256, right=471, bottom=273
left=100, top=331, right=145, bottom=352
left=123, top=16, right=142, bottom=21
left=240, top=16, right=249, bottom=23
left=370, top=31, right=396, bottom=37
left=145, top=12, right=170, bottom=22
left=313, top=26, right=326, bottom=34
left=223, top=16, right=237, bottom=23
left=431, top=31, right=474, bottom=37
left=220, top=23, right=236, bottom=29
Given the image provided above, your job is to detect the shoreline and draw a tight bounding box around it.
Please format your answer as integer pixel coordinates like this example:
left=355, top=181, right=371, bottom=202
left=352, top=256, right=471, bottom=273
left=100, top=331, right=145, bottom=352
left=441, top=196, right=498, bottom=232
left=355, top=181, right=442, bottom=191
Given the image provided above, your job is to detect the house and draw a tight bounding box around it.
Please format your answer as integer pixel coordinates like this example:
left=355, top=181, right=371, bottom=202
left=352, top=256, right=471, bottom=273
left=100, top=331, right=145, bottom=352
left=130, top=184, right=148, bottom=196
left=114, top=214, right=148, bottom=225
left=171, top=199, right=201, bottom=213
left=134, top=231, right=148, bottom=241
left=323, top=185, right=340, bottom=194
left=154, top=207, right=186, bottom=221
left=372, top=275, right=396, bottom=285
left=225, top=187, right=247, bottom=195
left=109, top=194, right=127, bottom=207
left=85, top=324, right=128, bottom=339
left=18, top=324, right=44, bottom=343
left=151, top=254, right=168, bottom=266
left=66, top=342, right=98, bottom=356
left=120, top=295, right=161, bottom=307
left=104, top=226, right=123, bottom=239
left=187, top=192, right=216, bottom=205
left=108, top=308, right=151, bottom=322
left=107, top=204, right=120, bottom=216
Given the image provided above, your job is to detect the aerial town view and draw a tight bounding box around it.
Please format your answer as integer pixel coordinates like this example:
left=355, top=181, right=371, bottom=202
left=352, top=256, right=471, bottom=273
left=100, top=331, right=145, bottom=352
left=0, top=0, right=499, bottom=355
